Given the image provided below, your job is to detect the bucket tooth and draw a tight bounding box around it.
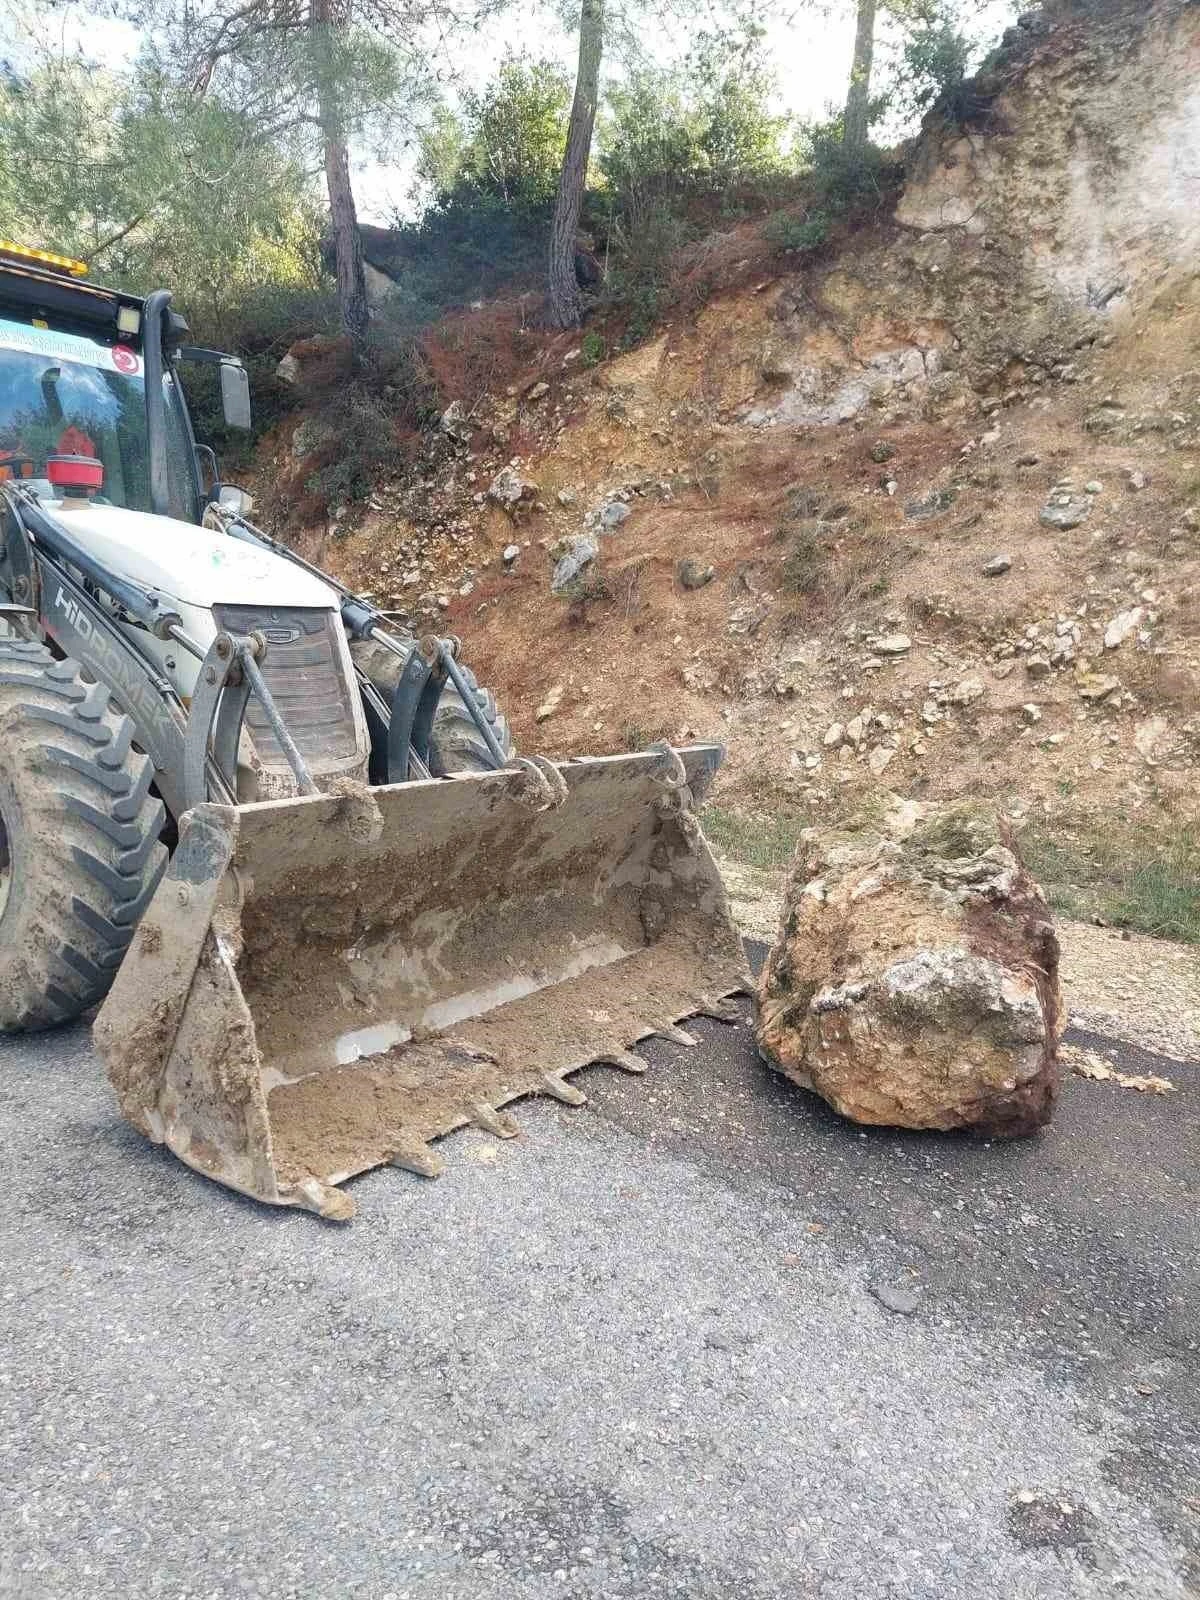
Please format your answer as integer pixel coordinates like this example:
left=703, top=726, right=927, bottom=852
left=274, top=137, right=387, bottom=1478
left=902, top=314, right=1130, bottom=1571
left=540, top=1072, right=588, bottom=1107
left=294, top=1177, right=357, bottom=1222
left=595, top=1049, right=649, bottom=1075
left=656, top=1024, right=698, bottom=1048
left=468, top=1101, right=521, bottom=1139
left=388, top=1140, right=446, bottom=1179
left=699, top=995, right=743, bottom=1024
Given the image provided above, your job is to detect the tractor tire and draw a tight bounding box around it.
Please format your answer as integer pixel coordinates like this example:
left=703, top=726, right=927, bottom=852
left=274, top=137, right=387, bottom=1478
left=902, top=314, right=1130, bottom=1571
left=0, top=640, right=168, bottom=1032
left=350, top=637, right=516, bottom=776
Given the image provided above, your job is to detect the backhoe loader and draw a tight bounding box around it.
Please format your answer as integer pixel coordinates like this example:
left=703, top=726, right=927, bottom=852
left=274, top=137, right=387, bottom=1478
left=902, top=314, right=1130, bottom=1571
left=0, top=242, right=746, bottom=1218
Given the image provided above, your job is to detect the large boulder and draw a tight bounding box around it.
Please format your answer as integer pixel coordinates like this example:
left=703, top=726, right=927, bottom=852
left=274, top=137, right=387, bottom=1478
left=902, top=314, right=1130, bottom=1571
left=755, top=802, right=1062, bottom=1138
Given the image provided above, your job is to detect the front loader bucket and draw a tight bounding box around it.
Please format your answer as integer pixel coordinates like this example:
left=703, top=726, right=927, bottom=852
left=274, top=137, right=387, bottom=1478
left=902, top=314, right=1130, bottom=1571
left=94, top=746, right=748, bottom=1219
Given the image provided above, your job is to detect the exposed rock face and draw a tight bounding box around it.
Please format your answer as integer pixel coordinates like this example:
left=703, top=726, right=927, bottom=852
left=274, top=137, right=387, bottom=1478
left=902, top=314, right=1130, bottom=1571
left=756, top=802, right=1062, bottom=1138
left=743, top=0, right=1200, bottom=429
left=898, top=1, right=1200, bottom=313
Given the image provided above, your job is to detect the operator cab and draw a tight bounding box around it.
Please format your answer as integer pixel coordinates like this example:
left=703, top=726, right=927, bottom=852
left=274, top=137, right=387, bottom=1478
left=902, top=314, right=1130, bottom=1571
left=0, top=241, right=250, bottom=524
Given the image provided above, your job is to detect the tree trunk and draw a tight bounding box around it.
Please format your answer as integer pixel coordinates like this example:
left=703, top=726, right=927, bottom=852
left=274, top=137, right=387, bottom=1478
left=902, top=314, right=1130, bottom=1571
left=842, top=0, right=877, bottom=159
left=324, top=133, right=369, bottom=341
left=547, top=0, right=604, bottom=330
left=310, top=0, right=369, bottom=342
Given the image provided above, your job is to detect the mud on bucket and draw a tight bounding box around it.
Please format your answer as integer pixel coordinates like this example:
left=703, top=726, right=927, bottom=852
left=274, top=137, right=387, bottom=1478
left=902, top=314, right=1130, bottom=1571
left=93, top=746, right=749, bottom=1219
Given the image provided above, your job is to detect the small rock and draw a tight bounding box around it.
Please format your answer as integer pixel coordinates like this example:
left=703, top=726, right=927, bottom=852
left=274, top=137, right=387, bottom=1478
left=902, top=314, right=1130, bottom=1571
left=535, top=684, right=564, bottom=722
left=1125, top=468, right=1147, bottom=490
left=983, top=554, right=1012, bottom=576
left=950, top=676, right=986, bottom=706
left=1016, top=452, right=1040, bottom=467
left=1181, top=507, right=1199, bottom=532
left=1134, top=715, right=1169, bottom=759
left=727, top=602, right=768, bottom=636
left=550, top=534, right=599, bottom=595
left=867, top=746, right=895, bottom=777
left=1103, top=608, right=1144, bottom=650
left=1077, top=670, right=1121, bottom=702
left=872, top=634, right=912, bottom=656
left=870, top=440, right=896, bottom=463
left=502, top=543, right=520, bottom=567
left=599, top=500, right=631, bottom=531
left=439, top=400, right=473, bottom=444
left=488, top=465, right=540, bottom=518
left=525, top=380, right=550, bottom=401
left=845, top=714, right=866, bottom=748
left=904, top=488, right=957, bottom=521
left=1083, top=480, right=1103, bottom=495
left=1039, top=493, right=1091, bottom=531
left=556, top=487, right=577, bottom=507
left=871, top=1282, right=921, bottom=1316
left=1025, top=656, right=1052, bottom=680
left=1021, top=703, right=1042, bottom=724
left=677, top=557, right=715, bottom=590
left=823, top=722, right=846, bottom=748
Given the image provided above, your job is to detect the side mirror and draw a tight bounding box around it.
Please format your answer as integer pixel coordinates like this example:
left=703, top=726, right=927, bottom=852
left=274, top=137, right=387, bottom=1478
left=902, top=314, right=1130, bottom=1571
left=217, top=484, right=254, bottom=516
left=219, top=361, right=251, bottom=430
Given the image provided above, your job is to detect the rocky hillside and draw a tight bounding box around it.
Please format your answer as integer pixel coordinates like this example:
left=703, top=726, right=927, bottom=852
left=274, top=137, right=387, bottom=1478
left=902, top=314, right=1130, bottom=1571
left=261, top=0, right=1200, bottom=917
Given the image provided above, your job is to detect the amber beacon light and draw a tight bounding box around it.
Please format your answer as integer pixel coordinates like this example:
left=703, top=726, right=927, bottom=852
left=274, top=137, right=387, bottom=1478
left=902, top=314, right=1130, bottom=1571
left=0, top=241, right=89, bottom=278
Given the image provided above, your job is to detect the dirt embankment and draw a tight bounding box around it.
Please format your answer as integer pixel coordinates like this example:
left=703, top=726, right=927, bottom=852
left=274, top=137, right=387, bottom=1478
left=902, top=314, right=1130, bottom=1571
left=265, top=0, right=1200, bottom=889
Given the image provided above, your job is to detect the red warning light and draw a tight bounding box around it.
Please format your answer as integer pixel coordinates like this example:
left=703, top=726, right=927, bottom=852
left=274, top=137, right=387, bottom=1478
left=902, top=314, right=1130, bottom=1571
left=46, top=454, right=104, bottom=494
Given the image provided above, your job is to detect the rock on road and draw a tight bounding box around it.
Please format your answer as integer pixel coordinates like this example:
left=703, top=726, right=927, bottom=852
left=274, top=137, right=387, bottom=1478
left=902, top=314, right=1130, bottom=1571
left=0, top=954, right=1196, bottom=1598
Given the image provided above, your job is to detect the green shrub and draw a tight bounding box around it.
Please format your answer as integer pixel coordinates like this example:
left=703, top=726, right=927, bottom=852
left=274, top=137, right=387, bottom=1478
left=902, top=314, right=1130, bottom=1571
left=379, top=187, right=551, bottom=329
left=897, top=21, right=974, bottom=124
left=781, top=525, right=824, bottom=594
left=303, top=388, right=399, bottom=510
left=417, top=57, right=570, bottom=211
left=580, top=330, right=606, bottom=366
left=179, top=281, right=338, bottom=471
left=763, top=209, right=830, bottom=254
left=800, top=118, right=899, bottom=214
left=602, top=208, right=695, bottom=347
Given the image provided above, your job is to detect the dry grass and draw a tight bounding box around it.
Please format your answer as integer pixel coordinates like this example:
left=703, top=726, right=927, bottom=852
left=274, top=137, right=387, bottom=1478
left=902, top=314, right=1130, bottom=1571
left=1020, top=818, right=1200, bottom=944
left=703, top=804, right=808, bottom=870
left=418, top=298, right=548, bottom=410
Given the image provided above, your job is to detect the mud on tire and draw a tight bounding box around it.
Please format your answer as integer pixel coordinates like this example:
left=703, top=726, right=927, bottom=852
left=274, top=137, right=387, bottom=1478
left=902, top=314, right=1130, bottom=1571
left=349, top=637, right=516, bottom=776
left=0, top=640, right=168, bottom=1032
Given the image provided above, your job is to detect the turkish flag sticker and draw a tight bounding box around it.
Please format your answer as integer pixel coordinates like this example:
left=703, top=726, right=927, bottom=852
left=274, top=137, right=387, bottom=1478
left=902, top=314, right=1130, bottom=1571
left=112, top=345, right=140, bottom=375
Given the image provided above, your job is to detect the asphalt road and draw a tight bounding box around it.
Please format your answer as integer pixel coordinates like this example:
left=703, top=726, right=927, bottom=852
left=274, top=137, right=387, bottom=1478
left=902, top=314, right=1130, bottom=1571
left=0, top=946, right=1196, bottom=1599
